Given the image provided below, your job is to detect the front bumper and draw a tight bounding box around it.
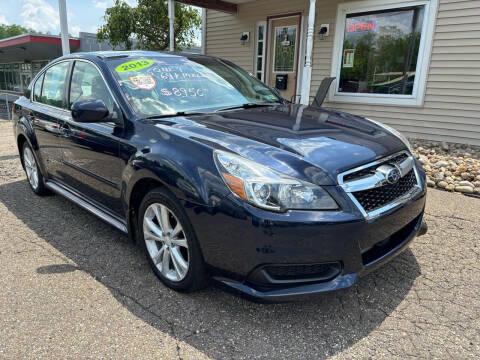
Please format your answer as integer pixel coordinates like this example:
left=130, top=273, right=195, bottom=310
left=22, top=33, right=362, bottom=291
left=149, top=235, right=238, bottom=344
left=185, top=180, right=427, bottom=302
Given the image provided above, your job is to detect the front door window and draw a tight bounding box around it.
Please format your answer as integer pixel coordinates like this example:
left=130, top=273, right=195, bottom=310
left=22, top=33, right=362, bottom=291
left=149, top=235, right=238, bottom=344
left=69, top=61, right=114, bottom=113
left=273, top=25, right=297, bottom=73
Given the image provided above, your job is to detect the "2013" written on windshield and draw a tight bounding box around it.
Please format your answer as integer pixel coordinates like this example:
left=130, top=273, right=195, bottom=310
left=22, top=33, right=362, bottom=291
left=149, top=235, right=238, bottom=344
left=160, top=88, right=208, bottom=97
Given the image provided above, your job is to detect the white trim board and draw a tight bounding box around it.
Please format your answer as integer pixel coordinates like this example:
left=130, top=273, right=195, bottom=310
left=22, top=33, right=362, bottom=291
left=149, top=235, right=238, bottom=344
left=328, top=0, right=438, bottom=107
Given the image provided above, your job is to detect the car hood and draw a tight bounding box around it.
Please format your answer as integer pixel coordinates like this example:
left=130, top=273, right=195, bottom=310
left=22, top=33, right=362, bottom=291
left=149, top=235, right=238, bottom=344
left=148, top=104, right=407, bottom=186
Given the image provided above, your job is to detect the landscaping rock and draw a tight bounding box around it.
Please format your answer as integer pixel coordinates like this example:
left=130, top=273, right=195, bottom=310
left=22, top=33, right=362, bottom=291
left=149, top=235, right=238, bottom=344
left=418, top=155, right=428, bottom=165
left=461, top=172, right=474, bottom=181
left=437, top=181, right=448, bottom=189
left=458, top=181, right=474, bottom=188
left=456, top=165, right=468, bottom=174
left=455, top=186, right=474, bottom=194
left=411, top=139, right=480, bottom=195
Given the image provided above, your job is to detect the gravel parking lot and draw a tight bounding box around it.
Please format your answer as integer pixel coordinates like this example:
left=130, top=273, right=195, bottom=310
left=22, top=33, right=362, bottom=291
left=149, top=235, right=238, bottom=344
left=0, top=121, right=479, bottom=359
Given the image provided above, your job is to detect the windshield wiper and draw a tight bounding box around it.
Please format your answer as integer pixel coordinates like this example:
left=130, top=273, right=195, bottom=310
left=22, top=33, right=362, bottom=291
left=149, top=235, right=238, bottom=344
left=214, top=103, right=280, bottom=112
left=142, top=111, right=207, bottom=120
left=142, top=103, right=280, bottom=119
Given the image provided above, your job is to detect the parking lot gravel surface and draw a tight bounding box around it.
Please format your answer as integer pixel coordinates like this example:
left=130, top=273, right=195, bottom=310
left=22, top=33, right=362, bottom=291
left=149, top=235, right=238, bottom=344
left=0, top=121, right=479, bottom=359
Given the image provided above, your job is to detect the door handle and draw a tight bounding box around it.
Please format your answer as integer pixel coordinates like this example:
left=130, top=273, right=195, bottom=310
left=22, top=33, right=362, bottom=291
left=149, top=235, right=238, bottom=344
left=60, top=124, right=71, bottom=137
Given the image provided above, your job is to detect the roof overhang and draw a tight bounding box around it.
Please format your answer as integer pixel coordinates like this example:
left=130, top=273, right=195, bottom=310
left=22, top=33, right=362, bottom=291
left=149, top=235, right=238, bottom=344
left=0, top=34, right=80, bottom=63
left=175, top=0, right=255, bottom=14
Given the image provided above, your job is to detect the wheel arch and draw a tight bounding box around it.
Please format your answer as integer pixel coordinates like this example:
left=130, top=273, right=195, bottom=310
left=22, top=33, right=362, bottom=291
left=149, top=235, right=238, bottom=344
left=15, top=116, right=43, bottom=171
left=17, top=134, right=28, bottom=168
left=122, top=140, right=230, bottom=244
left=124, top=172, right=179, bottom=243
left=16, top=132, right=44, bottom=176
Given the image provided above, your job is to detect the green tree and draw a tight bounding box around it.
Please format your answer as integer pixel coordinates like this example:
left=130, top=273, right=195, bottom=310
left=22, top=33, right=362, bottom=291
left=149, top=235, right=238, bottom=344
left=0, top=24, right=38, bottom=40
left=97, top=0, right=201, bottom=51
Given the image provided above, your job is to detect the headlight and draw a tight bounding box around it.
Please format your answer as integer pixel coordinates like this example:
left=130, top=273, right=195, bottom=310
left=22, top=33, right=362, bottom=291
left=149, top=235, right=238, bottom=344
left=366, top=118, right=412, bottom=152
left=214, top=150, right=338, bottom=212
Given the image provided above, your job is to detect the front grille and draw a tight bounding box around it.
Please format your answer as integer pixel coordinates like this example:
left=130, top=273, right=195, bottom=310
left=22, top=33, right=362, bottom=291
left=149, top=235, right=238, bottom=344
left=264, top=262, right=341, bottom=282
left=352, top=169, right=417, bottom=212
left=343, top=153, right=409, bottom=182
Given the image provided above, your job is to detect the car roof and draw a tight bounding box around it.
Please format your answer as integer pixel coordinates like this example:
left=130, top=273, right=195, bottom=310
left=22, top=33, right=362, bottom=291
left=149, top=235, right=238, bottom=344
left=60, top=50, right=210, bottom=62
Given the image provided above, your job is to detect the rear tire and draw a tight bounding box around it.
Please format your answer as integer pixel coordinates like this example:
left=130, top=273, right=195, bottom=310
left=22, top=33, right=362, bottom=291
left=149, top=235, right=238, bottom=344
left=138, top=187, right=208, bottom=292
left=22, top=142, right=48, bottom=196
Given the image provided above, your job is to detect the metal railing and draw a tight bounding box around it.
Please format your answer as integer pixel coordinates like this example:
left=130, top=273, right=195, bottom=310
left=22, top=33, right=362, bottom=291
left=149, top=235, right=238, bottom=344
left=0, top=92, right=21, bottom=121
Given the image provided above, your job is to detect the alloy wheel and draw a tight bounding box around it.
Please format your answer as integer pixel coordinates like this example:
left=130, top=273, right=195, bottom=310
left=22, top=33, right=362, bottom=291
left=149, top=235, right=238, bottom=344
left=23, top=146, right=39, bottom=190
left=143, top=203, right=190, bottom=282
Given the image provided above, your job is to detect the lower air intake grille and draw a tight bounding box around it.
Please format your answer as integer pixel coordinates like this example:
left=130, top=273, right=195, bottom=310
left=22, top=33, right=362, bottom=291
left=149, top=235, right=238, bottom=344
left=352, top=169, right=417, bottom=212
left=264, top=262, right=341, bottom=282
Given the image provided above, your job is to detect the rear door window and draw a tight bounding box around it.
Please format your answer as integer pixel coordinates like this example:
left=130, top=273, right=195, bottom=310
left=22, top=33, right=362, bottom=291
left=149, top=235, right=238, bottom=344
left=39, top=62, right=69, bottom=108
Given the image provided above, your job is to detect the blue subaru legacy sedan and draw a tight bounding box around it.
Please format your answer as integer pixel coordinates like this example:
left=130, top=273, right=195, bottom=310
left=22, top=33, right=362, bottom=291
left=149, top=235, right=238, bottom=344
left=12, top=51, right=427, bottom=301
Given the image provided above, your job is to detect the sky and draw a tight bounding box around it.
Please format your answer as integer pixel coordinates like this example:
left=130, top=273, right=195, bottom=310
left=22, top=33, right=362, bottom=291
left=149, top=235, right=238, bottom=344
left=0, top=0, right=201, bottom=44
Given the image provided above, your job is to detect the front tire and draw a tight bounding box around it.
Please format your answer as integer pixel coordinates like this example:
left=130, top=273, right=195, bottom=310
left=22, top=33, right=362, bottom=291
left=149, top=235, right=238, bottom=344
left=22, top=142, right=48, bottom=196
left=138, top=187, right=208, bottom=292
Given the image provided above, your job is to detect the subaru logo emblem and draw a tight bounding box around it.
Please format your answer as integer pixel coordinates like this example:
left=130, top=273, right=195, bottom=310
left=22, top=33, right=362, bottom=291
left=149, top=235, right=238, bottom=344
left=386, top=167, right=401, bottom=184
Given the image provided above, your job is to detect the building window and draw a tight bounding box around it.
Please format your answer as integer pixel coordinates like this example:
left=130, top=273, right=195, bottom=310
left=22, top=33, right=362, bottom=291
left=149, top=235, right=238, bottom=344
left=330, top=0, right=438, bottom=106
left=273, top=25, right=297, bottom=73
left=255, top=21, right=266, bottom=81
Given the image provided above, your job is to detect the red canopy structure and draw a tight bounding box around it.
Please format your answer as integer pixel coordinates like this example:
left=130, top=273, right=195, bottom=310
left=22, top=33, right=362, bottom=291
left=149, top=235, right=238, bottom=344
left=0, top=34, right=80, bottom=63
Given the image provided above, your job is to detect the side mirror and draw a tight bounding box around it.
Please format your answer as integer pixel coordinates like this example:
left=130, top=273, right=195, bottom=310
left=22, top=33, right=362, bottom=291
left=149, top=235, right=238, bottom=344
left=24, top=88, right=31, bottom=99
left=71, top=99, right=109, bottom=123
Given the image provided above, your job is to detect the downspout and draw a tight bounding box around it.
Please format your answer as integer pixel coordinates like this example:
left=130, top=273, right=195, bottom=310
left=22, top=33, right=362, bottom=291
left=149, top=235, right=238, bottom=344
left=168, top=0, right=175, bottom=51
left=300, top=0, right=316, bottom=105
left=58, top=0, right=70, bottom=55
left=201, top=8, right=206, bottom=55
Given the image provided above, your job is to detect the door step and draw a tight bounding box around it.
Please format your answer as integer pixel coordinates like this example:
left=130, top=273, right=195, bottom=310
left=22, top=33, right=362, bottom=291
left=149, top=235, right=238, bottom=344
left=45, top=181, right=128, bottom=233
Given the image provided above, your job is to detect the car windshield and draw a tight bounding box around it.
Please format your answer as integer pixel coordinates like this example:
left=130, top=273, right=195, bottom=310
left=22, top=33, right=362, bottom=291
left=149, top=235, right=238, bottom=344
left=107, top=55, right=281, bottom=117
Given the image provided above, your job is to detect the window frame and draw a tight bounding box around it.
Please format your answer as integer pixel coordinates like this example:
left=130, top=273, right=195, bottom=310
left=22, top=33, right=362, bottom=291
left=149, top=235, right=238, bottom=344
left=329, top=0, right=438, bottom=106
left=254, top=21, right=267, bottom=82
left=33, top=72, right=45, bottom=103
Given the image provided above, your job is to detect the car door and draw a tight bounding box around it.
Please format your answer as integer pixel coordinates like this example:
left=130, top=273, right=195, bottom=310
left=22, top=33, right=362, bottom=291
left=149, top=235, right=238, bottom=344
left=29, top=61, right=71, bottom=179
left=56, top=60, right=124, bottom=216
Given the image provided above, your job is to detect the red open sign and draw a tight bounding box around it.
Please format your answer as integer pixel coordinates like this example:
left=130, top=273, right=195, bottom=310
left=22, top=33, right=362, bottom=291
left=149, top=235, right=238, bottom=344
left=346, top=20, right=378, bottom=33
